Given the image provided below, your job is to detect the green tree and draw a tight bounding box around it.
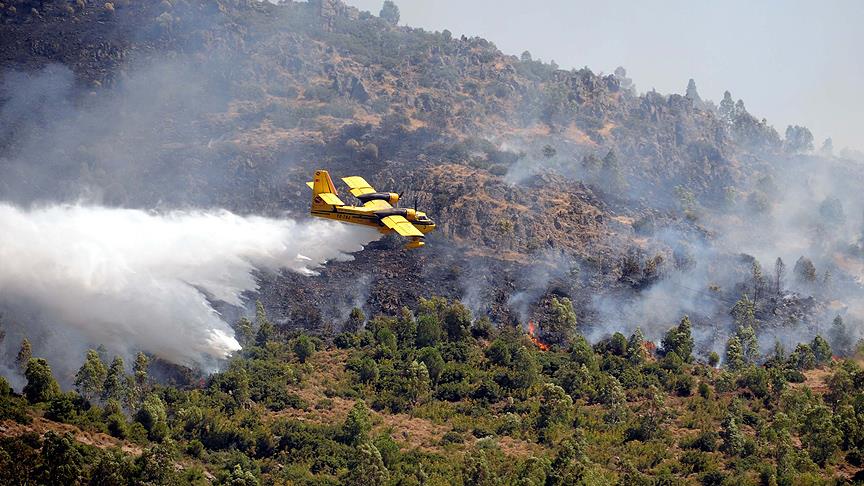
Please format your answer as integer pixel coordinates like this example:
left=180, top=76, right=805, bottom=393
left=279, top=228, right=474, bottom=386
left=293, top=334, right=316, bottom=363
left=461, top=449, right=497, bottom=486
left=547, top=297, right=578, bottom=345
left=379, top=0, right=400, bottom=25
left=74, top=349, right=107, bottom=401
left=720, top=414, right=745, bottom=456
left=346, top=307, right=366, bottom=333
left=731, top=294, right=756, bottom=329
left=547, top=433, right=588, bottom=485
left=23, top=357, right=60, bottom=403
left=37, top=432, right=82, bottom=485
left=343, top=401, right=372, bottom=445
left=737, top=325, right=760, bottom=365
left=415, top=314, right=442, bottom=347
left=227, top=464, right=259, bottom=486
left=830, top=315, right=852, bottom=356
left=788, top=343, right=816, bottom=370
left=626, top=327, right=646, bottom=363
left=15, top=338, right=32, bottom=373
left=811, top=335, right=832, bottom=364
left=255, top=300, right=274, bottom=346
left=133, top=352, right=149, bottom=399
left=802, top=405, right=840, bottom=466
left=236, top=317, right=254, bottom=347
left=347, top=441, right=389, bottom=486
left=102, top=356, right=129, bottom=405
left=537, top=383, right=573, bottom=436
left=404, top=360, right=431, bottom=406
left=135, top=394, right=169, bottom=442
left=443, top=301, right=472, bottom=341
left=725, top=335, right=745, bottom=371
left=661, top=315, right=694, bottom=362
left=511, top=345, right=540, bottom=391
left=358, top=357, right=379, bottom=384
left=417, top=346, right=444, bottom=383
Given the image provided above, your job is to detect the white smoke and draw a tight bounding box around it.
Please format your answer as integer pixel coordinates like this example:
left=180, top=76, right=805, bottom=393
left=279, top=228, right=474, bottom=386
left=0, top=203, right=379, bottom=368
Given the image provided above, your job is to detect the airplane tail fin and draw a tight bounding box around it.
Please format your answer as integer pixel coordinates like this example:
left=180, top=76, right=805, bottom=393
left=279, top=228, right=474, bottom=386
left=309, top=170, right=345, bottom=210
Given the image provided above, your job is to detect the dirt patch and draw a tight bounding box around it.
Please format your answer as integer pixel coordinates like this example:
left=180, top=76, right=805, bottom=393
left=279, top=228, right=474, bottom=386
left=0, top=415, right=142, bottom=455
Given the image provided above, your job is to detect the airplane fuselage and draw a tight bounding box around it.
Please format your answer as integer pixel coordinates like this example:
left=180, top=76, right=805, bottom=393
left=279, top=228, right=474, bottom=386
left=311, top=204, right=436, bottom=235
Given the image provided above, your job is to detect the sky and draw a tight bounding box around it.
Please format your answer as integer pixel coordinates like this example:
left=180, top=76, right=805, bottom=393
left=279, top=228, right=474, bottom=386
left=345, top=0, right=863, bottom=153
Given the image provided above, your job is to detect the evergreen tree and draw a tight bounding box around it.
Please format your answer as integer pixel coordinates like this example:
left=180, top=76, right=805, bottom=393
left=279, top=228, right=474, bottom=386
left=793, top=256, right=817, bottom=284
left=774, top=257, right=786, bottom=294
left=74, top=349, right=107, bottom=401
left=404, top=360, right=431, bottom=406
left=802, top=405, right=840, bottom=466
left=661, top=315, right=694, bottom=362
left=352, top=441, right=389, bottom=485
left=719, top=91, right=735, bottom=124
left=343, top=401, right=372, bottom=445
left=379, top=0, right=400, bottom=25
left=443, top=301, right=472, bottom=341
left=133, top=352, right=149, bottom=394
left=37, top=432, right=83, bottom=485
left=255, top=300, right=274, bottom=347
left=227, top=464, right=259, bottom=486
left=720, top=414, right=746, bottom=456
left=737, top=325, right=760, bottom=365
left=548, top=296, right=578, bottom=345
left=685, top=78, right=702, bottom=104
left=811, top=335, right=832, bottom=364
left=546, top=434, right=588, bottom=485
left=23, top=358, right=60, bottom=403
left=537, top=383, right=573, bottom=436
left=102, top=356, right=129, bottom=405
left=725, top=335, right=745, bottom=371
left=417, top=346, right=444, bottom=384
left=626, top=327, right=646, bottom=363
left=345, top=307, right=366, bottom=333
left=830, top=315, right=852, bottom=356
left=16, top=338, right=32, bottom=373
left=293, top=334, right=316, bottom=363
left=788, top=343, right=816, bottom=370
left=236, top=317, right=254, bottom=347
left=731, top=294, right=756, bottom=329
left=415, top=314, right=442, bottom=347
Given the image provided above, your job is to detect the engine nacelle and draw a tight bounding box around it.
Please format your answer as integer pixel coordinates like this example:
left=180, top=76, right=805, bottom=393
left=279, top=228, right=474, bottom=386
left=357, top=192, right=400, bottom=205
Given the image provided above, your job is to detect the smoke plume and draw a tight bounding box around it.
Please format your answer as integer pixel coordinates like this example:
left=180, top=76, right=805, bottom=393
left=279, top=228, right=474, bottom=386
left=0, top=203, right=378, bottom=368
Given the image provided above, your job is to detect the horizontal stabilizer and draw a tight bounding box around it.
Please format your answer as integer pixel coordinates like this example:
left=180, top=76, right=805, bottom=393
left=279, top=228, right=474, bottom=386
left=381, top=215, right=424, bottom=237
left=306, top=181, right=314, bottom=189
left=316, top=193, right=345, bottom=206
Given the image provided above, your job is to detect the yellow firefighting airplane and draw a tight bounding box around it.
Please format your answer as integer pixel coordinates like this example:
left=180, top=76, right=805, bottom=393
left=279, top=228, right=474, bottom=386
left=307, top=170, right=436, bottom=249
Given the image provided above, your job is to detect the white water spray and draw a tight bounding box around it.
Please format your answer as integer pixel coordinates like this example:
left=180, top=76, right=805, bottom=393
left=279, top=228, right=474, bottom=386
left=0, top=203, right=379, bottom=367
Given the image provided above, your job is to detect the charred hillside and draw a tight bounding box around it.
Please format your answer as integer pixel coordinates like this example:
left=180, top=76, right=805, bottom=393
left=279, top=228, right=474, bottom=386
left=1, top=0, right=862, bottom=350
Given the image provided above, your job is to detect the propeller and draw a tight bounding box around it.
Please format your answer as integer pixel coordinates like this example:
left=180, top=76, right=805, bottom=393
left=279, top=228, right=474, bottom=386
left=413, top=194, right=418, bottom=211
left=397, top=191, right=403, bottom=206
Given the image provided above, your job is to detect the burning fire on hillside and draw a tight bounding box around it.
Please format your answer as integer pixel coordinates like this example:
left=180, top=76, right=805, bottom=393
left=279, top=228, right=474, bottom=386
left=526, top=321, right=549, bottom=351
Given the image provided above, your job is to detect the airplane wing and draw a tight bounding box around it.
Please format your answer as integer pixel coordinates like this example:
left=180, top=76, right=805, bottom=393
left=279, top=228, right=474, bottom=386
left=362, top=200, right=392, bottom=210
left=380, top=215, right=424, bottom=237
left=342, top=176, right=376, bottom=197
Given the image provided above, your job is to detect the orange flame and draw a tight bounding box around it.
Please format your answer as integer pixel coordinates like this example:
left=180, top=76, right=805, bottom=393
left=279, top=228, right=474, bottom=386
left=527, top=321, right=550, bottom=351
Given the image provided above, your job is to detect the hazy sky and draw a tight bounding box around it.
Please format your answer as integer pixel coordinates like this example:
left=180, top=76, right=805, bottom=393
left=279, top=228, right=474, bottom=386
left=345, top=0, right=863, bottom=152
